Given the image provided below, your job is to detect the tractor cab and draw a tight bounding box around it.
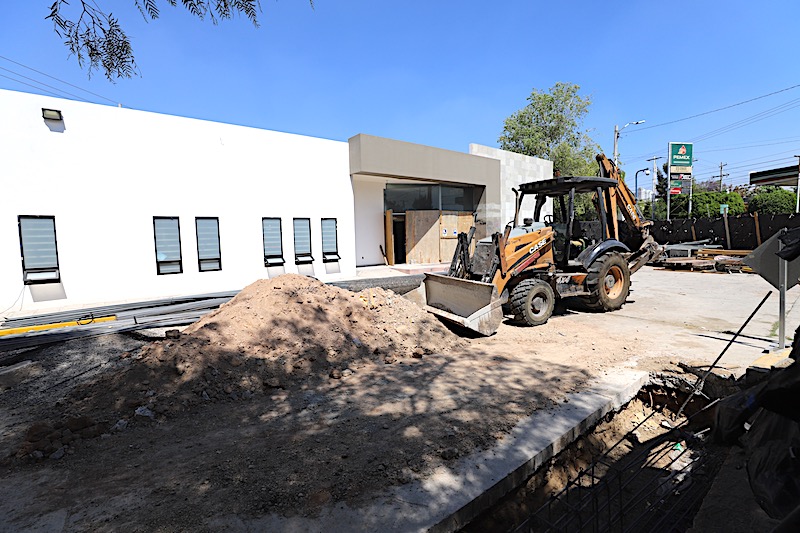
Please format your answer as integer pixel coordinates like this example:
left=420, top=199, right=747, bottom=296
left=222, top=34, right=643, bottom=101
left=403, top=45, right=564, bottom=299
left=516, top=176, right=620, bottom=269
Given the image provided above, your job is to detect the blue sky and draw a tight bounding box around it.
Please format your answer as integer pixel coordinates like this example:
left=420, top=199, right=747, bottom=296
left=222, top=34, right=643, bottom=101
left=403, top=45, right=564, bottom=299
left=1, top=1, right=798, bottom=189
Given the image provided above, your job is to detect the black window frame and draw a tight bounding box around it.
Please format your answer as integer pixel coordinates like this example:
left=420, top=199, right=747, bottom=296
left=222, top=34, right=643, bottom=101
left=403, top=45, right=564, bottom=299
left=321, top=218, right=341, bottom=263
left=153, top=216, right=183, bottom=275
left=262, top=217, right=285, bottom=267
left=18, top=215, right=61, bottom=285
left=293, top=217, right=314, bottom=265
left=195, top=217, right=222, bottom=272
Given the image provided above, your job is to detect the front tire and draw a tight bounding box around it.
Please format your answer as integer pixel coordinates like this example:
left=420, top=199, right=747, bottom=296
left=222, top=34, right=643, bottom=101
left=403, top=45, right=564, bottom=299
left=578, top=252, right=630, bottom=311
left=510, top=279, right=555, bottom=326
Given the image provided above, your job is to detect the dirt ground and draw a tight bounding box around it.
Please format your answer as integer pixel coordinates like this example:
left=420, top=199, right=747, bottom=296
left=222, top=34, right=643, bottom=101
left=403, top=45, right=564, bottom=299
left=0, top=268, right=793, bottom=531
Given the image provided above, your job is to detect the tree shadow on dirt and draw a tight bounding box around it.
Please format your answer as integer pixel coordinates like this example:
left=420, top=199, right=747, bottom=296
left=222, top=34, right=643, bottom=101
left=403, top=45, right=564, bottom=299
left=1, top=281, right=594, bottom=531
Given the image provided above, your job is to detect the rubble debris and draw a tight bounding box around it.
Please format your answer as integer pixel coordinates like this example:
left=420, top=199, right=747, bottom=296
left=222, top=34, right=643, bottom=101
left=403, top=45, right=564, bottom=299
left=714, top=360, right=800, bottom=520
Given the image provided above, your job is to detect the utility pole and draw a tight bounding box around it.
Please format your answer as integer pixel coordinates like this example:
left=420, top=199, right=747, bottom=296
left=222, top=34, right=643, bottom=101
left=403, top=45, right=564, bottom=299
left=719, top=162, right=728, bottom=191
left=647, top=156, right=664, bottom=219
left=795, top=155, right=800, bottom=213
left=613, top=120, right=646, bottom=168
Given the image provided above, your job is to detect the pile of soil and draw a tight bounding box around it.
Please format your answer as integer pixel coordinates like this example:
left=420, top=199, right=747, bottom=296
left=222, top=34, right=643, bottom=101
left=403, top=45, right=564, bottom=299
left=14, top=275, right=465, bottom=456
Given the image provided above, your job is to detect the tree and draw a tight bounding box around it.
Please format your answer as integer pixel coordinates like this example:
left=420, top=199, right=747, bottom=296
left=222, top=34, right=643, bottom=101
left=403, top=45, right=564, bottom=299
left=655, top=164, right=668, bottom=199
left=748, top=186, right=797, bottom=214
left=498, top=82, right=601, bottom=177
left=694, top=179, right=719, bottom=193
left=691, top=191, right=746, bottom=218
left=47, top=1, right=313, bottom=80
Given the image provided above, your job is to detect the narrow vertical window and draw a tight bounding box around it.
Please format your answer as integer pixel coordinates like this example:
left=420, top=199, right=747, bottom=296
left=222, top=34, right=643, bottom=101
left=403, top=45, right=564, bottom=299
left=196, top=217, right=221, bottom=272
left=262, top=218, right=285, bottom=266
left=18, top=215, right=60, bottom=284
left=321, top=218, right=340, bottom=263
left=153, top=217, right=183, bottom=275
left=293, top=218, right=313, bottom=264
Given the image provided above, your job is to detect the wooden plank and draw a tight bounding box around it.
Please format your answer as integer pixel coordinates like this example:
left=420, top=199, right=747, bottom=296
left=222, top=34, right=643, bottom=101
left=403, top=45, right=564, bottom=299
left=384, top=209, right=394, bottom=265
left=663, top=258, right=716, bottom=271
left=697, top=248, right=752, bottom=258
left=456, top=212, right=476, bottom=255
left=754, top=212, right=762, bottom=246
left=439, top=211, right=475, bottom=261
left=406, top=210, right=441, bottom=264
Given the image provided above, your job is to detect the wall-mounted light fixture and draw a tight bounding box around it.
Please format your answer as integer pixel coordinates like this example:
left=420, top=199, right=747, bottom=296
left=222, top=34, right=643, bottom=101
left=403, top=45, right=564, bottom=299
left=42, top=108, right=63, bottom=121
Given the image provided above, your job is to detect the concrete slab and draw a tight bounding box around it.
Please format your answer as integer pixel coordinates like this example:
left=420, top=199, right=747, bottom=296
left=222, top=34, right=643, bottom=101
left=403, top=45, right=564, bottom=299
left=218, top=370, right=649, bottom=533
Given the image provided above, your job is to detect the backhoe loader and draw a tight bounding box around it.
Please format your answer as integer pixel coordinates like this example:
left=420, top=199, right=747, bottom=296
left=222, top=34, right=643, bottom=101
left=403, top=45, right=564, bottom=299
left=423, top=154, right=662, bottom=335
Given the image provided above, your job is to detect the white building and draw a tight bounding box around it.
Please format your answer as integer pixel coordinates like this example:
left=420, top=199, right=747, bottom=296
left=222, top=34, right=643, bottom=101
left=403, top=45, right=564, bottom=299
left=0, top=89, right=551, bottom=316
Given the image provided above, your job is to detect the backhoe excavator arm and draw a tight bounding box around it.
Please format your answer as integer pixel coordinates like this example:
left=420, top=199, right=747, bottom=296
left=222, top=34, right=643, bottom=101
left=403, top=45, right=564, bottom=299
left=594, top=154, right=662, bottom=273
left=595, top=154, right=651, bottom=240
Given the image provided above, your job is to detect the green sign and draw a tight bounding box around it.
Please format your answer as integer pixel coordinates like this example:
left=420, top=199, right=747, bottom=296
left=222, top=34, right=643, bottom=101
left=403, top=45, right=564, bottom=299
left=669, top=142, right=693, bottom=168
left=670, top=179, right=682, bottom=187
left=720, top=204, right=729, bottom=214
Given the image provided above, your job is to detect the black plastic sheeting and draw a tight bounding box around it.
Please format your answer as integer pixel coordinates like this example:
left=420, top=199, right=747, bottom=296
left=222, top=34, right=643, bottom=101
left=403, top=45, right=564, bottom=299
left=649, top=213, right=800, bottom=248
left=713, top=358, right=800, bottom=521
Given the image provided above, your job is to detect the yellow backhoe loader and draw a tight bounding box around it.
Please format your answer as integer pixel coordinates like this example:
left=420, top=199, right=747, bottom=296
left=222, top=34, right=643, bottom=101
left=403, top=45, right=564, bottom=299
left=423, top=154, right=662, bottom=335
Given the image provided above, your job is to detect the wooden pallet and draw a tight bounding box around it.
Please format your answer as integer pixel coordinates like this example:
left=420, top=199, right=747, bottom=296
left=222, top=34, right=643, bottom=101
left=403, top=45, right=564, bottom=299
left=695, top=249, right=754, bottom=273
left=662, top=257, right=717, bottom=271
left=695, top=249, right=751, bottom=260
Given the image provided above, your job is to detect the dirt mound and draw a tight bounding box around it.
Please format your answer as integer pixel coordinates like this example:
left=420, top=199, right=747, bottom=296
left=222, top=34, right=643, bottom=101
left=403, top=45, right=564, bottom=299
left=16, top=275, right=464, bottom=456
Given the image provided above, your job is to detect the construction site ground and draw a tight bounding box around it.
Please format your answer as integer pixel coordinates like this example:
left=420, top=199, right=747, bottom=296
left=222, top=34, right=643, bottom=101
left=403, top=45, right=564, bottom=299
left=0, top=266, right=796, bottom=532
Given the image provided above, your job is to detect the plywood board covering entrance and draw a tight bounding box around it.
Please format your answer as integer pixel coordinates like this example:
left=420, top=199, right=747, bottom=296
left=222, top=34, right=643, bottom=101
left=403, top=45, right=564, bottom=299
left=405, top=210, right=441, bottom=264
left=439, top=211, right=475, bottom=263
left=384, top=209, right=394, bottom=265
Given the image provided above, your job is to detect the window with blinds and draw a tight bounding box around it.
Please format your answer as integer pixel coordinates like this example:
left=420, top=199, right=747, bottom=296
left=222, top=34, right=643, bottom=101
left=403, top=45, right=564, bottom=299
left=153, top=217, right=183, bottom=275
left=321, top=218, right=340, bottom=263
left=196, top=217, right=221, bottom=272
left=18, top=215, right=60, bottom=284
left=293, top=218, right=313, bottom=264
left=262, top=218, right=284, bottom=266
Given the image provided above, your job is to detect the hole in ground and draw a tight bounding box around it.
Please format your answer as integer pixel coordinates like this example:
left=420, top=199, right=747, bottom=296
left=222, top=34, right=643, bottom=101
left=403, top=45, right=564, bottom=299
left=460, top=384, right=727, bottom=533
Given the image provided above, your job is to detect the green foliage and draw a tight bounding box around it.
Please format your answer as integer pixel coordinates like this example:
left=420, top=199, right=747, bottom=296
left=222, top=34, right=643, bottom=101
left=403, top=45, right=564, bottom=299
left=641, top=199, right=667, bottom=220
left=655, top=167, right=667, bottom=199
left=694, top=179, right=720, bottom=193
left=666, top=191, right=746, bottom=219
left=747, top=186, right=797, bottom=215
left=499, top=82, right=601, bottom=177
left=47, top=1, right=313, bottom=79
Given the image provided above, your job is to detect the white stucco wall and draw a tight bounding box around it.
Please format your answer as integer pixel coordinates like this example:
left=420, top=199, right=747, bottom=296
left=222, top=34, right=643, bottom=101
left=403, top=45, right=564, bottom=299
left=352, top=176, right=387, bottom=267
left=469, top=145, right=553, bottom=229
left=0, top=90, right=355, bottom=316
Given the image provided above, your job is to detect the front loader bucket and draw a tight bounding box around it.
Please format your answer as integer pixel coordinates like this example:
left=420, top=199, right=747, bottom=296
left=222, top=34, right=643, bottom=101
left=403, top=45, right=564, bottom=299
left=423, top=273, right=505, bottom=336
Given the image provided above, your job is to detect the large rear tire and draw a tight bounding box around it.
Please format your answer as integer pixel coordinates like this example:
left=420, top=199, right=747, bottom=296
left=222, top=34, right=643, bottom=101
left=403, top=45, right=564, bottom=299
left=510, top=279, right=555, bottom=326
left=577, top=252, right=630, bottom=311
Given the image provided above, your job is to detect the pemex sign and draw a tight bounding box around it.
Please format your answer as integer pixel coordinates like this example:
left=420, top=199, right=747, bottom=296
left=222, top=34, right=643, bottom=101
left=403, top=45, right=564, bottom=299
left=669, top=142, right=693, bottom=173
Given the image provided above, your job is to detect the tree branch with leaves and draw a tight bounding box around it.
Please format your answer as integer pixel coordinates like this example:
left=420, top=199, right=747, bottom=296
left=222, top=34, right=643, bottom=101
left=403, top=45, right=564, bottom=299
left=46, top=1, right=312, bottom=80
left=498, top=82, right=601, bottom=177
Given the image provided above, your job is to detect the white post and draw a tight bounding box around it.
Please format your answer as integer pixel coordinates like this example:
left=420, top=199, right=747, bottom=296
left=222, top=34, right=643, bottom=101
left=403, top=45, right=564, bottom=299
left=779, top=233, right=787, bottom=350
left=794, top=155, right=800, bottom=214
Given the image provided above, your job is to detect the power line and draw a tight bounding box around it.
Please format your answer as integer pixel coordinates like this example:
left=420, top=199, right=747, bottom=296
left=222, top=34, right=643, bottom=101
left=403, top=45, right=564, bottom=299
left=700, top=137, right=800, bottom=153
left=0, top=65, right=90, bottom=103
left=693, top=157, right=797, bottom=182
left=690, top=98, right=800, bottom=142
left=627, top=98, right=800, bottom=162
left=626, top=83, right=800, bottom=133
left=0, top=73, right=68, bottom=99
left=0, top=54, right=118, bottom=105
